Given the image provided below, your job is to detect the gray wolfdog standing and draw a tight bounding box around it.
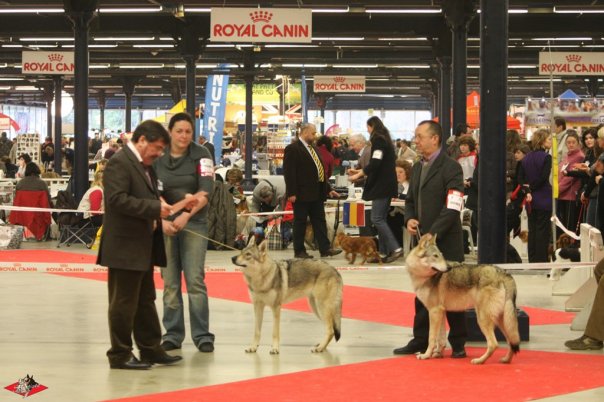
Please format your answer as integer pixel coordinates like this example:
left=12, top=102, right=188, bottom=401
left=405, top=234, right=520, bottom=364
left=231, top=238, right=343, bottom=354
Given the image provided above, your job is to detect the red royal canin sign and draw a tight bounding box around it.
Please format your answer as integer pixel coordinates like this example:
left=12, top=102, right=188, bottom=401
left=210, top=8, right=312, bottom=43
left=22, top=51, right=75, bottom=75
left=313, top=76, right=366, bottom=93
left=539, top=52, right=604, bottom=76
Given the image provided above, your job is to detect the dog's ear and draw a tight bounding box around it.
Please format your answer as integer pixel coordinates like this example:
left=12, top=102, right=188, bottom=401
left=258, top=239, right=268, bottom=257
left=247, top=236, right=256, bottom=247
left=419, top=233, right=432, bottom=248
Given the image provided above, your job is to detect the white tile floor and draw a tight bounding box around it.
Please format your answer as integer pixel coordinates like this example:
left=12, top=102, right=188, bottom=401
left=0, top=241, right=602, bottom=401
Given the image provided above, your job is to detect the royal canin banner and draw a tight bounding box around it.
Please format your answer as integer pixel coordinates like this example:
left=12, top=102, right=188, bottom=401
left=210, top=8, right=312, bottom=43
left=539, top=52, right=604, bottom=76
left=22, top=51, right=75, bottom=75
left=313, top=76, right=366, bottom=93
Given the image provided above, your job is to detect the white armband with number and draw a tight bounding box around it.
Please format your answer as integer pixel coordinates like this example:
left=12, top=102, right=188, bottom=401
left=446, top=190, right=464, bottom=211
left=372, top=149, right=383, bottom=160
left=198, top=158, right=214, bottom=177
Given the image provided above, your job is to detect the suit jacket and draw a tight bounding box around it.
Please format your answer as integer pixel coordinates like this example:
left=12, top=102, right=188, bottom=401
left=405, top=151, right=464, bottom=262
left=362, top=136, right=397, bottom=200
left=97, top=146, right=167, bottom=271
left=283, top=139, right=330, bottom=203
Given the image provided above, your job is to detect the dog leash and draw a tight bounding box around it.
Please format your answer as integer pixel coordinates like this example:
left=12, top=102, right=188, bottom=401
left=181, top=228, right=239, bottom=251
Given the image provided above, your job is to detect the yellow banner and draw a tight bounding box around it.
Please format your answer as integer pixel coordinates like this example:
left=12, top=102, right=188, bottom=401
left=226, top=83, right=301, bottom=105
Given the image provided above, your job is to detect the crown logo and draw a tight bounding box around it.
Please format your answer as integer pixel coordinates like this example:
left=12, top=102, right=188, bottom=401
left=566, top=54, right=582, bottom=63
left=333, top=76, right=346, bottom=83
left=249, top=10, right=273, bottom=23
left=47, top=53, right=63, bottom=62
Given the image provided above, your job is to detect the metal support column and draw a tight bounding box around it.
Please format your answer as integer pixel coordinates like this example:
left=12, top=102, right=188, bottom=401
left=53, top=76, right=63, bottom=175
left=123, top=78, right=136, bottom=132
left=185, top=56, right=197, bottom=134
left=242, top=51, right=255, bottom=192
left=438, top=56, right=452, bottom=145
left=478, top=0, right=508, bottom=264
left=66, top=1, right=96, bottom=202
left=444, top=0, right=477, bottom=133
left=97, top=89, right=106, bottom=139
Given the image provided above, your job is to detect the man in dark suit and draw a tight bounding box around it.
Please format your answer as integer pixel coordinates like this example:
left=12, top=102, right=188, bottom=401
left=98, top=120, right=190, bottom=370
left=394, top=120, right=468, bottom=358
left=198, top=135, right=216, bottom=163
left=283, top=123, right=342, bottom=259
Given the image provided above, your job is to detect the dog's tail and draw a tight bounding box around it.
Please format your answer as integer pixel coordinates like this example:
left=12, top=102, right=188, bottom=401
left=334, top=278, right=343, bottom=342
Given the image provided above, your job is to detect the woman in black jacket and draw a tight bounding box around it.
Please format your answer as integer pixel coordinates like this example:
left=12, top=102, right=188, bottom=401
left=348, top=116, right=401, bottom=263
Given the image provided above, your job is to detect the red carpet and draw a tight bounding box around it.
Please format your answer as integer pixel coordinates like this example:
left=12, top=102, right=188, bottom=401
left=106, top=349, right=604, bottom=402
left=0, top=249, right=96, bottom=263
left=49, top=271, right=575, bottom=326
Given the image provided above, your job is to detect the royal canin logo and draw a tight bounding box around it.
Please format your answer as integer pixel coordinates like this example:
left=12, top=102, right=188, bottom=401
left=47, top=53, right=63, bottom=62
left=333, top=76, right=346, bottom=83
left=566, top=54, right=582, bottom=63
left=249, top=10, right=273, bottom=23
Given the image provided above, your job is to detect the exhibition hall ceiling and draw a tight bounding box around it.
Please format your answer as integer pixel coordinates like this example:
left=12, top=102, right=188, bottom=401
left=0, top=0, right=603, bottom=108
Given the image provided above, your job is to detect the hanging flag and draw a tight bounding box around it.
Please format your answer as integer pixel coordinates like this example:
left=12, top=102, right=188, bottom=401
left=343, top=201, right=365, bottom=227
left=203, top=64, right=230, bottom=165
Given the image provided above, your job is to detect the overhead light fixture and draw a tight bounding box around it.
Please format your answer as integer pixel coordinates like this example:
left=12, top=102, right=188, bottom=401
left=184, top=7, right=211, bottom=13
left=132, top=44, right=175, bottom=48
left=524, top=44, right=583, bottom=48
left=0, top=77, right=17, bottom=80
left=554, top=6, right=604, bottom=14
left=283, top=64, right=328, bottom=68
left=312, top=7, right=349, bottom=13
left=0, top=63, right=7, bottom=68
left=313, top=37, right=365, bottom=41
left=207, top=44, right=235, bottom=48
left=264, top=44, right=319, bottom=48
left=0, top=8, right=63, bottom=13
left=62, top=44, right=118, bottom=48
left=365, top=8, right=441, bottom=14
left=15, top=86, right=39, bottom=91
left=119, top=64, right=164, bottom=69
left=476, top=8, right=528, bottom=14
left=2, top=44, right=23, bottom=48
left=90, top=64, right=111, bottom=69
left=94, top=37, right=155, bottom=41
left=20, top=37, right=73, bottom=41
left=98, top=7, right=162, bottom=13
left=378, top=37, right=428, bottom=41
left=508, top=65, right=538, bottom=69
left=334, top=64, right=378, bottom=68
left=530, top=37, right=592, bottom=41
left=392, top=65, right=430, bottom=69
left=28, top=44, right=58, bottom=48
left=159, top=37, right=175, bottom=41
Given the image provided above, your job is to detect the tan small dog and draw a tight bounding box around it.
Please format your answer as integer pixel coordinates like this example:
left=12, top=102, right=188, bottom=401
left=336, top=233, right=381, bottom=264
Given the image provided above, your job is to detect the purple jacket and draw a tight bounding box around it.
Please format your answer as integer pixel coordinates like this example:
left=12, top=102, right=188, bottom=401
left=521, top=150, right=552, bottom=211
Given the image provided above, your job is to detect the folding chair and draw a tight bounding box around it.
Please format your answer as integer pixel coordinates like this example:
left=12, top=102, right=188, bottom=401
left=56, top=214, right=100, bottom=248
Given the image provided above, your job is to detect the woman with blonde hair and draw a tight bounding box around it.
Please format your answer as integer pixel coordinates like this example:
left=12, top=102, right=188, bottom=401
left=519, top=129, right=552, bottom=262
left=78, top=170, right=104, bottom=225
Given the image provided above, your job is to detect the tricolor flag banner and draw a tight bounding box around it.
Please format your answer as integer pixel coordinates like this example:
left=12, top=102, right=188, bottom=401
left=343, top=201, right=365, bottom=227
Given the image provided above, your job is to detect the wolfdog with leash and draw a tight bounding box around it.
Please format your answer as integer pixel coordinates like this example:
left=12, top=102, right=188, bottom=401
left=406, top=234, right=520, bottom=364
left=232, top=238, right=343, bottom=354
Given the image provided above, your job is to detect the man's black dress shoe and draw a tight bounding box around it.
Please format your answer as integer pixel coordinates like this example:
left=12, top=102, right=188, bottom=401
left=393, top=343, right=427, bottom=355
left=383, top=248, right=404, bottom=264
left=320, top=248, right=342, bottom=257
left=141, top=354, right=183, bottom=365
left=110, top=357, right=152, bottom=370
left=451, top=348, right=467, bottom=358
left=294, top=251, right=313, bottom=259
left=161, top=341, right=181, bottom=351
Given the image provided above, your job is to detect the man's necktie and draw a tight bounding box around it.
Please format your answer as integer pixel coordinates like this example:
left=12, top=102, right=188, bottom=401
left=309, top=146, right=325, bottom=182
